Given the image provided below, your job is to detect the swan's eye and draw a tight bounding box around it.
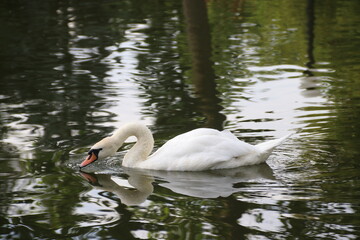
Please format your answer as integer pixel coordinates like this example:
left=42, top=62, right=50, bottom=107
left=88, top=148, right=103, bottom=156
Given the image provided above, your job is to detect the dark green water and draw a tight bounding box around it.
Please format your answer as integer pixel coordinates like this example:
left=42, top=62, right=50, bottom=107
left=1, top=0, right=360, bottom=239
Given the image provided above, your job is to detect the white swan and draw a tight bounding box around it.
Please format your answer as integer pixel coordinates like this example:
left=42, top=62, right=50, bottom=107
left=80, top=122, right=291, bottom=171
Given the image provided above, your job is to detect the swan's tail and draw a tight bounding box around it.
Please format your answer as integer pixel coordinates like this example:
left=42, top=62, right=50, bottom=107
left=255, top=133, right=292, bottom=160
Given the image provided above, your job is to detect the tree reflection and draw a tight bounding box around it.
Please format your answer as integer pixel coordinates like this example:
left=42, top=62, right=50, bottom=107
left=0, top=1, right=119, bottom=154
left=183, top=0, right=225, bottom=130
left=300, top=0, right=323, bottom=98
left=0, top=1, right=140, bottom=238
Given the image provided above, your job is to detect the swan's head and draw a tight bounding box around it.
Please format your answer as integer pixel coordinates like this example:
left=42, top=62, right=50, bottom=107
left=79, top=148, right=103, bottom=168
left=79, top=137, right=120, bottom=168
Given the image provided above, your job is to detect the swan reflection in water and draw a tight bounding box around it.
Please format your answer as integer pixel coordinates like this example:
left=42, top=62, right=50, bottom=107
left=79, top=163, right=275, bottom=205
left=79, top=170, right=154, bottom=206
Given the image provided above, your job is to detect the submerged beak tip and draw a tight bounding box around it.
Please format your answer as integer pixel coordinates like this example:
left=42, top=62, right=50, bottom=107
left=79, top=160, right=89, bottom=168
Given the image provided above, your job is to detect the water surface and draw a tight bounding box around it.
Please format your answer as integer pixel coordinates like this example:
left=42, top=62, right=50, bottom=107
left=1, top=0, right=360, bottom=239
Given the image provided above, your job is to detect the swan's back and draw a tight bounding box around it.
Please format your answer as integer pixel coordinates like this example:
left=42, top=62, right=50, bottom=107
left=139, top=128, right=260, bottom=171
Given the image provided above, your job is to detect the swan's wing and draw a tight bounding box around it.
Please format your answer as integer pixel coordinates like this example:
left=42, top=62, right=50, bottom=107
left=220, top=129, right=240, bottom=141
left=143, top=128, right=257, bottom=171
left=153, top=128, right=239, bottom=152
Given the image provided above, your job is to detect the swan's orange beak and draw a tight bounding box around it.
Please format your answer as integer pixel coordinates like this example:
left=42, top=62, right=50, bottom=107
left=80, top=152, right=98, bottom=168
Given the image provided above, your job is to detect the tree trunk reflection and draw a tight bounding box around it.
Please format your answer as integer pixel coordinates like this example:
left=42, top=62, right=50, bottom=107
left=183, top=0, right=226, bottom=130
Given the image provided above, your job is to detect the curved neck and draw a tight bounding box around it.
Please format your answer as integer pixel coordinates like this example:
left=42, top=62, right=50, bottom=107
left=112, top=123, right=154, bottom=168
